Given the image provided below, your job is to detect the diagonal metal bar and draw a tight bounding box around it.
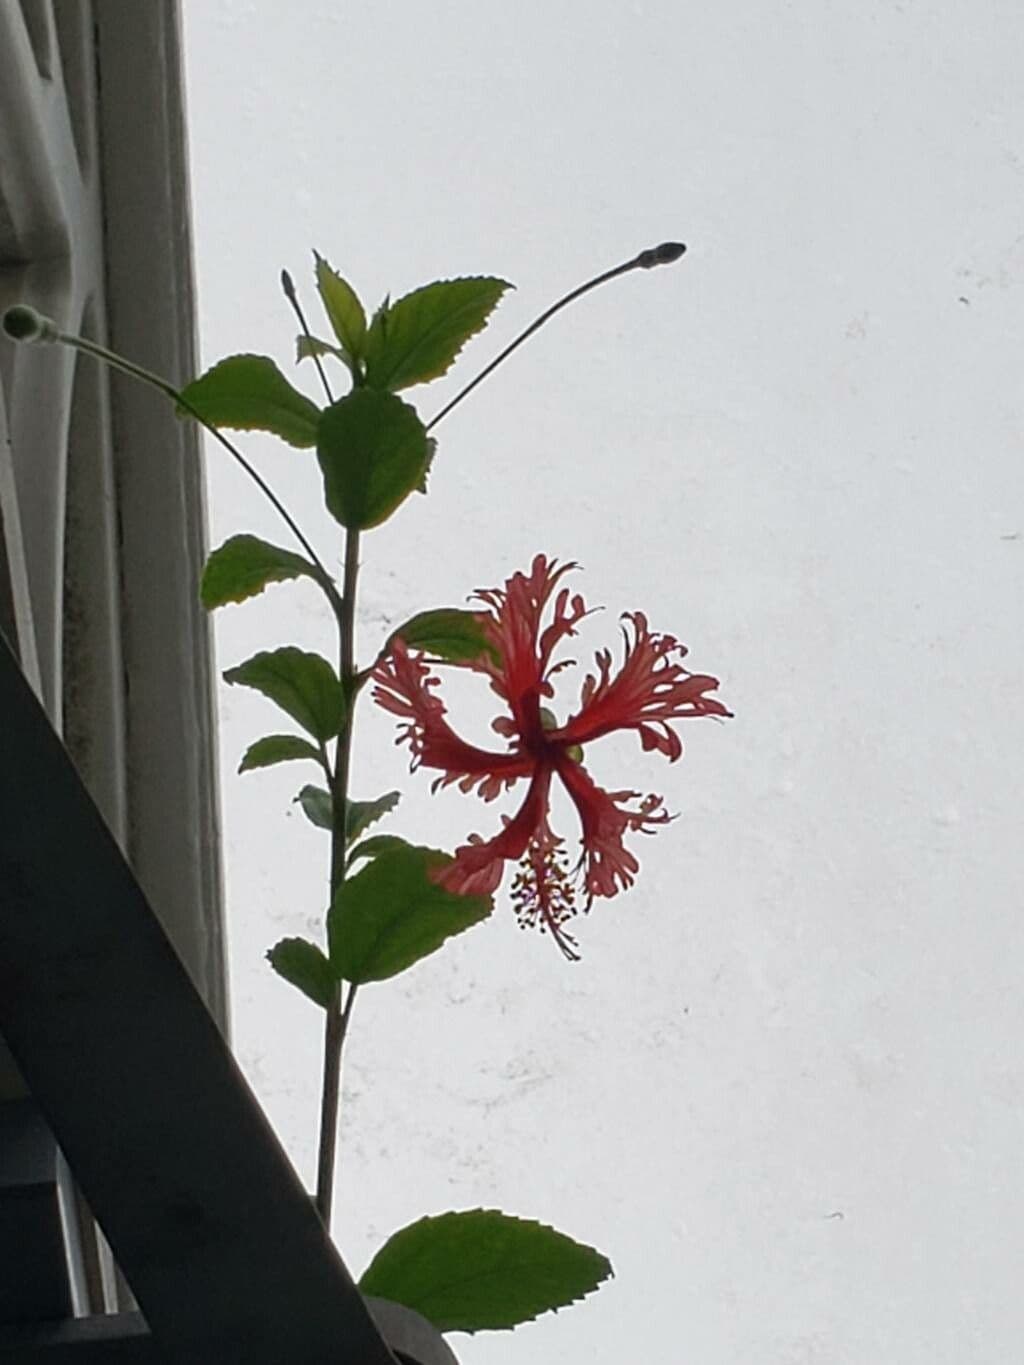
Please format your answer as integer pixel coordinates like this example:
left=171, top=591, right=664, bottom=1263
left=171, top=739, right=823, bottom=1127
left=0, top=637, right=396, bottom=1365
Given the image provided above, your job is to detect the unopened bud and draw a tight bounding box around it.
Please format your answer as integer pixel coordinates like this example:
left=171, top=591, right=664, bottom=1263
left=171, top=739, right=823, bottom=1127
left=637, top=241, right=687, bottom=269
left=2, top=305, right=59, bottom=344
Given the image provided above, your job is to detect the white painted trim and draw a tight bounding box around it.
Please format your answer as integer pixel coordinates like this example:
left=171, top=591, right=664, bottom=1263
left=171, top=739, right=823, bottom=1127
left=94, top=0, right=227, bottom=1026
left=0, top=0, right=227, bottom=1314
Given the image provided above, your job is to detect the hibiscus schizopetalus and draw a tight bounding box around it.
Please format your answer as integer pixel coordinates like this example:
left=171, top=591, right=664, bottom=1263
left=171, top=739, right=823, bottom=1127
left=6, top=246, right=706, bottom=1331
left=373, top=556, right=730, bottom=959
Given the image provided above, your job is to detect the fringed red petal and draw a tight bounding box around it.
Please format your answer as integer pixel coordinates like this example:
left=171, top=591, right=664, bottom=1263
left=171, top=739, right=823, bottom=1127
left=557, top=611, right=731, bottom=756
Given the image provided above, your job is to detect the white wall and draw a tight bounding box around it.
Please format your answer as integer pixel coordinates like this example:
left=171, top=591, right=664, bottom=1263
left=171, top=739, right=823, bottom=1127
left=181, top=3, right=1024, bottom=1360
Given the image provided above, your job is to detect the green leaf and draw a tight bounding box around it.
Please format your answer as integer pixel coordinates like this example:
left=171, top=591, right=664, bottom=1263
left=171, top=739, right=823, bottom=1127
left=296, top=334, right=346, bottom=365
left=391, top=608, right=498, bottom=665
left=417, top=436, right=437, bottom=494
left=294, top=784, right=333, bottom=831
left=327, top=843, right=491, bottom=984
left=201, top=534, right=319, bottom=609
left=363, top=277, right=512, bottom=392
left=317, top=389, right=429, bottom=530
left=224, top=648, right=346, bottom=742
left=347, top=791, right=402, bottom=842
left=266, top=938, right=336, bottom=1008
left=294, top=787, right=402, bottom=842
left=347, top=833, right=413, bottom=866
left=238, top=734, right=324, bottom=774
left=358, top=1210, right=613, bottom=1333
left=315, top=254, right=367, bottom=364
left=179, top=354, right=321, bottom=448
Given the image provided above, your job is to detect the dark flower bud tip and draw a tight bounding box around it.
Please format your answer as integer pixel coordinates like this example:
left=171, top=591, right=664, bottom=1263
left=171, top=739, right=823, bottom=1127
left=637, top=241, right=687, bottom=269
left=280, top=268, right=297, bottom=301
left=2, top=304, right=58, bottom=344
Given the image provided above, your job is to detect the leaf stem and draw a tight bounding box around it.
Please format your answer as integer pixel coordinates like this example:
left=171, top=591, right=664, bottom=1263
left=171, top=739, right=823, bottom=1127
left=281, top=268, right=335, bottom=406
left=425, top=241, right=686, bottom=432
left=8, top=319, right=343, bottom=615
left=315, top=526, right=362, bottom=1226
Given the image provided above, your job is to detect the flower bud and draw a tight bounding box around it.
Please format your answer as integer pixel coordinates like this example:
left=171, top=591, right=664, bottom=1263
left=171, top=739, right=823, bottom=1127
left=2, top=305, right=59, bottom=345
left=637, top=241, right=687, bottom=269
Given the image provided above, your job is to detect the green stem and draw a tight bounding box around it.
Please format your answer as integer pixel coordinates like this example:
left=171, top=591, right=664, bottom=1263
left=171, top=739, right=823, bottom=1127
left=15, top=322, right=343, bottom=616
left=279, top=269, right=361, bottom=1228
left=426, top=240, right=686, bottom=431
left=281, top=268, right=335, bottom=406
left=315, top=980, right=358, bottom=1226
left=314, top=527, right=361, bottom=1226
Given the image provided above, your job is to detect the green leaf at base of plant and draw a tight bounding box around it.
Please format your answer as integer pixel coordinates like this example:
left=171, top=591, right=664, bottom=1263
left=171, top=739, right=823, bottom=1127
left=224, top=647, right=346, bottom=742
left=390, top=608, right=499, bottom=665
left=266, top=938, right=336, bottom=1008
left=317, top=389, right=430, bottom=530
left=201, top=534, right=320, bottom=609
left=179, top=354, right=320, bottom=447
left=363, top=277, right=512, bottom=392
left=327, top=843, right=491, bottom=983
left=358, top=1209, right=613, bottom=1333
left=239, top=734, right=324, bottom=774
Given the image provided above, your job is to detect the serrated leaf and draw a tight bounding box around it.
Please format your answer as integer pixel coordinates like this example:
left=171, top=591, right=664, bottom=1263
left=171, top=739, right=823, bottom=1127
left=201, top=534, right=319, bottom=609
left=315, top=254, right=367, bottom=364
left=358, top=1210, right=613, bottom=1333
left=224, top=648, right=346, bottom=742
left=179, top=354, right=320, bottom=448
left=391, top=608, right=498, bottom=665
left=267, top=938, right=337, bottom=1008
left=363, top=277, right=512, bottom=392
left=347, top=791, right=402, bottom=842
left=327, top=843, right=491, bottom=983
left=317, top=389, right=429, bottom=530
left=239, top=734, right=324, bottom=774
left=294, top=787, right=402, bottom=842
left=296, top=334, right=346, bottom=365
left=294, top=791, right=404, bottom=840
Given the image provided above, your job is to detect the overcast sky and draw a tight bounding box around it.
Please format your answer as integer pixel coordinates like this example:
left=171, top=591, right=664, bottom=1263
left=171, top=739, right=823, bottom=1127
left=182, top=4, right=1024, bottom=1361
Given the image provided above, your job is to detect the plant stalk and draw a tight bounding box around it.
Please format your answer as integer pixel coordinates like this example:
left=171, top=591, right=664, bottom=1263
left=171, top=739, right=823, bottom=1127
left=280, top=267, right=358, bottom=1228
left=314, top=527, right=361, bottom=1226
left=281, top=267, right=335, bottom=405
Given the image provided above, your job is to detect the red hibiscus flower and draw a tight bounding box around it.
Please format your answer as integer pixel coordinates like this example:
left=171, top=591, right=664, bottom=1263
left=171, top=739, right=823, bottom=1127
left=372, top=556, right=730, bottom=959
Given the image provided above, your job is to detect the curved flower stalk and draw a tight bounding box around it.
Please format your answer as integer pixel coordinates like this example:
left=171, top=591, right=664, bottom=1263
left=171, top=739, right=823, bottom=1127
left=373, top=556, right=730, bottom=959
